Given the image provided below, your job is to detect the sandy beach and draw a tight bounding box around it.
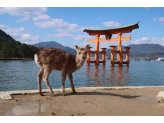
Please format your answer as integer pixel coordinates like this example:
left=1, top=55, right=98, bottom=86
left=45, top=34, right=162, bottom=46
left=0, top=86, right=164, bottom=116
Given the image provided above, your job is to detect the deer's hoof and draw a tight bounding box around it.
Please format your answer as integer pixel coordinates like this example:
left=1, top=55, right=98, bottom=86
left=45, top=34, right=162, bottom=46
left=62, top=93, right=67, bottom=96
left=51, top=94, right=55, bottom=97
left=40, top=93, right=44, bottom=96
left=73, top=91, right=76, bottom=93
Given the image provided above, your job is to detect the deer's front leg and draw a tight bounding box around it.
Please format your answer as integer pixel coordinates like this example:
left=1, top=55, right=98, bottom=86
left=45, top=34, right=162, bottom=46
left=61, top=69, right=67, bottom=96
left=67, top=73, right=76, bottom=93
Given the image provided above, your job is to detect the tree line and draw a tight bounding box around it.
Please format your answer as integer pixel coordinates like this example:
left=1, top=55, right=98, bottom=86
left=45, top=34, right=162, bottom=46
left=0, top=43, right=43, bottom=59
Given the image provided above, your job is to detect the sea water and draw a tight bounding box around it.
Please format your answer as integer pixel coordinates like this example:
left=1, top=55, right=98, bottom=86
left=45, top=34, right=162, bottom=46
left=0, top=60, right=164, bottom=91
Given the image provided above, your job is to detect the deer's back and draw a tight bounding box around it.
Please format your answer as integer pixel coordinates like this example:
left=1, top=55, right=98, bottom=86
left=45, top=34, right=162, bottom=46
left=36, top=48, right=68, bottom=65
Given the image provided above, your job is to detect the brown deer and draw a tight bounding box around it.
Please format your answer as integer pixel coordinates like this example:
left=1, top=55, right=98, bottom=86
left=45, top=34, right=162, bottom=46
left=34, top=44, right=90, bottom=96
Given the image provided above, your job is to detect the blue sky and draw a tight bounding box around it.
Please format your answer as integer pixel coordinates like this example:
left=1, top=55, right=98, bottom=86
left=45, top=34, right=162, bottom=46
left=0, top=6, right=164, bottom=50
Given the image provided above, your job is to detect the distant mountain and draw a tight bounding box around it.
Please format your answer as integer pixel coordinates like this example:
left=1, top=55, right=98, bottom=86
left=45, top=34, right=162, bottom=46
left=33, top=41, right=77, bottom=55
left=0, top=29, right=21, bottom=45
left=128, top=44, right=164, bottom=59
left=105, top=44, right=164, bottom=59
left=33, top=41, right=164, bottom=59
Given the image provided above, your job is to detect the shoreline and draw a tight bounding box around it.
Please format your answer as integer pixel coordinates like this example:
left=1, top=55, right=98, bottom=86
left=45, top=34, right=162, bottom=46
left=1, top=86, right=164, bottom=100
left=0, top=86, right=164, bottom=116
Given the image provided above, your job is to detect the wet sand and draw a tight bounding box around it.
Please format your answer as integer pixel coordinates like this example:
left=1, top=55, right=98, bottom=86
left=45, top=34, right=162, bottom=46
left=0, top=86, right=164, bottom=116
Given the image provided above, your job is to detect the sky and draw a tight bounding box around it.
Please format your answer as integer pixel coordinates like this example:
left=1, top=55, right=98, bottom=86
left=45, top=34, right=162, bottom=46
left=0, top=2, right=164, bottom=50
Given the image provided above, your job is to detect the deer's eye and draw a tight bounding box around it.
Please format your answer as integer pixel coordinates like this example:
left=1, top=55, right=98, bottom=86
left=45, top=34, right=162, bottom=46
left=84, top=51, right=87, bottom=54
left=78, top=52, right=81, bottom=54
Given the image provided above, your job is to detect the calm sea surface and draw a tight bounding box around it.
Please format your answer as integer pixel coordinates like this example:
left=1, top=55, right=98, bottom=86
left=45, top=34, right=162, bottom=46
left=0, top=60, right=164, bottom=91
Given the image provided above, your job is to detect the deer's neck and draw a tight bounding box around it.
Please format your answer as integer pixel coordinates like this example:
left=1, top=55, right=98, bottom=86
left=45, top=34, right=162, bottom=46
left=75, top=56, right=85, bottom=70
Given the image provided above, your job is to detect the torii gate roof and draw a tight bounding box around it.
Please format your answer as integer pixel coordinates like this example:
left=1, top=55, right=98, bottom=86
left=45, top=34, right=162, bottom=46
left=83, top=21, right=139, bottom=35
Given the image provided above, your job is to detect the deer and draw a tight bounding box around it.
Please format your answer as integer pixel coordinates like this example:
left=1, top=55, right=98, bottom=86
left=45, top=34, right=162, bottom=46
left=34, top=44, right=90, bottom=97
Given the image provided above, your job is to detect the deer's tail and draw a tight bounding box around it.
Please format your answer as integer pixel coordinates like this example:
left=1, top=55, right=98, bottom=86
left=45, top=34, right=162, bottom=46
left=34, top=54, right=41, bottom=67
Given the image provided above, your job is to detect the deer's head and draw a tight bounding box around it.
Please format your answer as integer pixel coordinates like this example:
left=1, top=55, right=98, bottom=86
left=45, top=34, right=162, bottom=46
left=75, top=44, right=90, bottom=61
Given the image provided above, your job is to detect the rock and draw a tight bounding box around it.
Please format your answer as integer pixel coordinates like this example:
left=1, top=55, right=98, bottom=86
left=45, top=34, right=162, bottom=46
left=157, top=91, right=164, bottom=103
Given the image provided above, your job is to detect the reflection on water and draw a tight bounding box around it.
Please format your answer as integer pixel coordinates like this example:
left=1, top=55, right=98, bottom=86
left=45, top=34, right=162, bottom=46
left=110, top=66, right=130, bottom=86
left=5, top=103, right=56, bottom=116
left=86, top=65, right=131, bottom=87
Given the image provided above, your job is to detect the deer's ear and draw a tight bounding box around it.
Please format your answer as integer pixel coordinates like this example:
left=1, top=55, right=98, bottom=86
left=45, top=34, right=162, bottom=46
left=85, top=44, right=90, bottom=50
left=75, top=45, right=80, bottom=50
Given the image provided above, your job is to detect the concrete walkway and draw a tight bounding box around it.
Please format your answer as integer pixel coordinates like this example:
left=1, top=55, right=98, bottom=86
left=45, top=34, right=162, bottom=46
left=1, top=86, right=164, bottom=101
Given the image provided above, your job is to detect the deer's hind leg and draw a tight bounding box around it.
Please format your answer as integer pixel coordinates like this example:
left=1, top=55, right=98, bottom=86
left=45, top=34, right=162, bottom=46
left=42, top=65, right=55, bottom=97
left=38, top=68, right=44, bottom=96
left=61, top=69, right=67, bottom=96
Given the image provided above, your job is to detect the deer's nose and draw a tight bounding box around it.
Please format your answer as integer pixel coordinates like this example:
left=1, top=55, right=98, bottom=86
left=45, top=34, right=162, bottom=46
left=82, top=56, right=85, bottom=59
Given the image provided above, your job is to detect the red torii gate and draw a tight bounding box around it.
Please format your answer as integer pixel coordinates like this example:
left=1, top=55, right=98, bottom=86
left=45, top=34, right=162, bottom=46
left=83, top=21, right=139, bottom=66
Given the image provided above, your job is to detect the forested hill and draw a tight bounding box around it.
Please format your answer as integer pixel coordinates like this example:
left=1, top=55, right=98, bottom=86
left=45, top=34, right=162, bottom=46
left=0, top=29, right=21, bottom=45
left=0, top=29, right=42, bottom=59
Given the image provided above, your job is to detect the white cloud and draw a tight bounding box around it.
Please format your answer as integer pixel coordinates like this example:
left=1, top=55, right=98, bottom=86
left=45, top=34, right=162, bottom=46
left=141, top=37, right=149, bottom=41
left=35, top=17, right=99, bottom=33
left=56, top=29, right=65, bottom=32
left=34, top=19, right=69, bottom=28
left=72, top=34, right=92, bottom=41
left=63, top=42, right=91, bottom=50
left=84, top=26, right=99, bottom=29
left=0, top=24, right=25, bottom=39
left=16, top=17, right=30, bottom=22
left=17, top=34, right=40, bottom=44
left=125, top=37, right=164, bottom=46
left=0, top=7, right=47, bottom=17
left=158, top=17, right=164, bottom=22
left=4, top=27, right=25, bottom=33
left=32, top=14, right=51, bottom=21
left=54, top=33, right=72, bottom=38
left=103, top=21, right=121, bottom=27
left=67, top=24, right=84, bottom=32
left=56, top=24, right=84, bottom=33
left=152, top=18, right=157, bottom=21
left=56, top=25, right=99, bottom=33
left=100, top=35, right=105, bottom=39
left=0, top=24, right=8, bottom=29
left=78, top=42, right=92, bottom=48
left=46, top=34, right=55, bottom=37
left=19, top=34, right=31, bottom=40
left=47, top=32, right=93, bottom=42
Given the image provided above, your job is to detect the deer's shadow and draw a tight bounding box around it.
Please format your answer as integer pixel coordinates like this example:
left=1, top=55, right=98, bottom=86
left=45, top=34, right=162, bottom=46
left=66, top=91, right=141, bottom=99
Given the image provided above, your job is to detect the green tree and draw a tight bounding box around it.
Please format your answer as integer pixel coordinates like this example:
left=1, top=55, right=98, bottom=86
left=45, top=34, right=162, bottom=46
left=19, top=44, right=31, bottom=58
left=0, top=44, right=12, bottom=59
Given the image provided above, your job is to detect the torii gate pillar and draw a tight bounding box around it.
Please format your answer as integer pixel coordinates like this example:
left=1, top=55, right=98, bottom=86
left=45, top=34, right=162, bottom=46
left=117, top=33, right=123, bottom=66
left=95, top=35, right=100, bottom=65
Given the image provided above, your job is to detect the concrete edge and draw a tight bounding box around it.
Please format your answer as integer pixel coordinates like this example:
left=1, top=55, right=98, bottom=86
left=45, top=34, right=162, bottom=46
left=0, top=86, right=164, bottom=100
